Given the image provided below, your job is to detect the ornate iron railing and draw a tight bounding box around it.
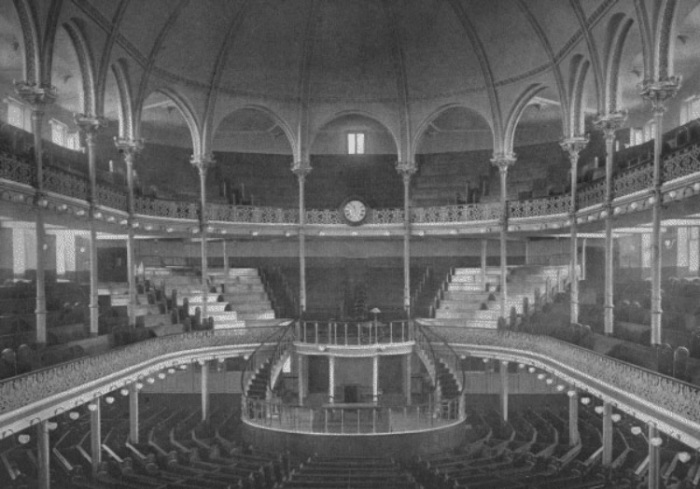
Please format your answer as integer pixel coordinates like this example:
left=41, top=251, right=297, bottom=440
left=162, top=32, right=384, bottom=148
left=2, top=143, right=700, bottom=226
left=243, top=396, right=461, bottom=434
left=295, top=320, right=411, bottom=346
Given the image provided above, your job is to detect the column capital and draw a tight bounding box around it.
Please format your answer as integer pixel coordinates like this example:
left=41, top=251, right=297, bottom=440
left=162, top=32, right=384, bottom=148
left=594, top=111, right=627, bottom=140
left=292, top=159, right=312, bottom=179
left=114, top=137, right=144, bottom=158
left=640, top=76, right=681, bottom=114
left=491, top=152, right=516, bottom=173
left=191, top=154, right=215, bottom=174
left=560, top=136, right=589, bottom=164
left=395, top=160, right=417, bottom=176
left=74, top=114, right=107, bottom=136
left=13, top=81, right=57, bottom=109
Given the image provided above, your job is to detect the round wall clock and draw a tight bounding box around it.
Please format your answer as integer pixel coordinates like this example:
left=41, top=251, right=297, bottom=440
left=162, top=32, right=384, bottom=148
left=340, top=198, right=368, bottom=226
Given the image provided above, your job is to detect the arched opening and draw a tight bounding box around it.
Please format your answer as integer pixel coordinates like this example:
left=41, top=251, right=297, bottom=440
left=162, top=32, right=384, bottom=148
left=136, top=91, right=196, bottom=200
left=309, top=113, right=400, bottom=209
left=511, top=91, right=566, bottom=201
left=211, top=107, right=295, bottom=207
left=414, top=106, right=493, bottom=206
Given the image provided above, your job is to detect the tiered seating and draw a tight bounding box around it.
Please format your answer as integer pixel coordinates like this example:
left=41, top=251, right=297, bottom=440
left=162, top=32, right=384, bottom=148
left=211, top=268, right=276, bottom=324
left=428, top=266, right=569, bottom=327
left=281, top=455, right=421, bottom=488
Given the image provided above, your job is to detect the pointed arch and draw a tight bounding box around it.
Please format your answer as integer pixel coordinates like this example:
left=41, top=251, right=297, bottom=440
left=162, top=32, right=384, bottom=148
left=311, top=110, right=400, bottom=158
left=149, top=87, right=202, bottom=157
left=63, top=19, right=96, bottom=116
left=95, top=0, right=130, bottom=118
left=40, top=0, right=64, bottom=87
left=213, top=104, right=297, bottom=157
left=654, top=0, right=679, bottom=80
left=503, top=84, right=548, bottom=155
left=12, top=0, right=41, bottom=83
left=603, top=14, right=634, bottom=114
left=411, top=103, right=494, bottom=158
left=517, top=0, right=570, bottom=138
left=133, top=0, right=189, bottom=132
left=568, top=55, right=591, bottom=138
left=570, top=0, right=604, bottom=114
left=111, top=58, right=135, bottom=140
left=201, top=0, right=255, bottom=154
left=634, top=0, right=654, bottom=82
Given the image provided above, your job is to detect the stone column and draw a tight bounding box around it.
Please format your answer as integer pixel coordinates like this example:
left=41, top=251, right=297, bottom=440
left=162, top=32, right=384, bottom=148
left=89, top=400, right=102, bottom=477
left=77, top=116, right=105, bottom=336
left=201, top=360, right=210, bottom=421
left=191, top=155, right=215, bottom=322
left=328, top=355, right=335, bottom=404
left=36, top=419, right=50, bottom=489
left=641, top=79, right=680, bottom=345
left=115, top=139, right=144, bottom=328
left=594, top=113, right=627, bottom=335
left=648, top=424, right=662, bottom=489
left=491, top=154, right=516, bottom=317
left=372, top=355, right=379, bottom=403
left=293, top=161, right=311, bottom=314
left=602, top=401, right=613, bottom=465
left=128, top=382, right=139, bottom=444
left=499, top=361, right=509, bottom=421
left=561, top=137, right=588, bottom=324
left=568, top=390, right=580, bottom=446
left=397, top=161, right=417, bottom=315
left=14, top=82, right=56, bottom=346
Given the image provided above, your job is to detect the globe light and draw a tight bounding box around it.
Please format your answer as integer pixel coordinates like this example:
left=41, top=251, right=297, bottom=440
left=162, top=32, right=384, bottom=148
left=594, top=405, right=604, bottom=415
left=528, top=367, right=536, bottom=374
left=87, top=403, right=98, bottom=412
left=47, top=422, right=58, bottom=431
left=611, top=413, right=621, bottom=423
left=17, top=434, right=30, bottom=445
left=136, top=382, right=144, bottom=390
left=158, top=373, right=166, bottom=380
left=167, top=368, right=175, bottom=374
left=147, top=377, right=155, bottom=384
left=120, top=388, right=129, bottom=396
left=580, top=397, right=590, bottom=405
left=631, top=426, right=642, bottom=436
left=105, top=396, right=115, bottom=405
left=537, top=373, right=545, bottom=380
left=567, top=390, right=577, bottom=398
left=650, top=437, right=663, bottom=447
left=678, top=452, right=691, bottom=463
left=69, top=411, right=80, bottom=420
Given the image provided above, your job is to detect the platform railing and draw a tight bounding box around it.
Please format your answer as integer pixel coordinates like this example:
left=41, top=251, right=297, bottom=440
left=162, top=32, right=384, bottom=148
left=242, top=396, right=461, bottom=434
left=295, top=320, right=412, bottom=346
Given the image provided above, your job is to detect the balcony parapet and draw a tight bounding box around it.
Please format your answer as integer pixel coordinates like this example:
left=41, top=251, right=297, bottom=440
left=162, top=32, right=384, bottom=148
left=420, top=323, right=700, bottom=450
left=2, top=142, right=700, bottom=234
left=0, top=325, right=290, bottom=439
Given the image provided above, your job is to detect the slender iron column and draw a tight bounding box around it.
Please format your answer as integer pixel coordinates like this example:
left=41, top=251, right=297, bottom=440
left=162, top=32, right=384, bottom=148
left=201, top=360, right=210, bottom=421
left=77, top=116, right=105, bottom=336
left=640, top=79, right=680, bottom=345
left=499, top=360, right=509, bottom=421
left=129, top=382, right=140, bottom=443
left=594, top=113, right=626, bottom=335
left=37, top=419, right=50, bottom=489
left=481, top=239, right=488, bottom=289
left=192, top=155, right=215, bottom=322
left=567, top=390, right=580, bottom=446
left=14, top=82, right=56, bottom=346
left=328, top=356, right=335, bottom=404
left=115, top=139, right=144, bottom=328
left=648, top=424, right=662, bottom=489
left=397, top=161, right=417, bottom=316
left=602, top=401, right=613, bottom=465
left=293, top=160, right=312, bottom=314
left=561, top=137, right=588, bottom=324
left=89, top=400, right=102, bottom=477
left=491, top=153, right=516, bottom=317
left=372, top=355, right=379, bottom=403
left=298, top=354, right=305, bottom=405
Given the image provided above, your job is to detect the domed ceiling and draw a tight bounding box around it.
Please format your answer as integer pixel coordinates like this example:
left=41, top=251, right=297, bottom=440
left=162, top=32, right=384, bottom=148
left=2, top=0, right=700, bottom=153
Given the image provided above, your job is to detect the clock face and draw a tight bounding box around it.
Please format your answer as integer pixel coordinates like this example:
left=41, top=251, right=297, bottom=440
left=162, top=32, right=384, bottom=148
left=342, top=199, right=367, bottom=224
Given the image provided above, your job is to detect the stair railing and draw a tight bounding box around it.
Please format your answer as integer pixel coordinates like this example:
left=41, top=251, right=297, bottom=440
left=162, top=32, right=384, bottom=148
left=239, top=322, right=295, bottom=399
left=414, top=321, right=467, bottom=417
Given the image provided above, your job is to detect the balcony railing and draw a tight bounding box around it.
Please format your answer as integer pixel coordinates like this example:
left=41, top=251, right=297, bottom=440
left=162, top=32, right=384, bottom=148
left=1, top=141, right=700, bottom=226
left=295, top=320, right=412, bottom=346
left=243, top=396, right=461, bottom=434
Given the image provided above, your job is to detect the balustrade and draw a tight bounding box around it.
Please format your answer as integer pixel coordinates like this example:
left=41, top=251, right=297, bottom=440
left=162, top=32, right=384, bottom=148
left=1, top=142, right=700, bottom=226
left=243, top=396, right=460, bottom=434
left=295, top=320, right=411, bottom=346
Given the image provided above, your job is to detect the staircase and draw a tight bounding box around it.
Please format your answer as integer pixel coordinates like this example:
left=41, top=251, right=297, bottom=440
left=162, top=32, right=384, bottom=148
left=436, top=359, right=460, bottom=400
left=246, top=359, right=273, bottom=400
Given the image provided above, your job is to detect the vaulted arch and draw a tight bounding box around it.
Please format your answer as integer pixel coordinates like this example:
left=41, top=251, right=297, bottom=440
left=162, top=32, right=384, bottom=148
left=62, top=19, right=96, bottom=116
